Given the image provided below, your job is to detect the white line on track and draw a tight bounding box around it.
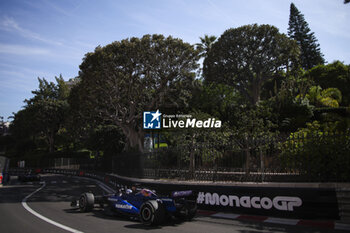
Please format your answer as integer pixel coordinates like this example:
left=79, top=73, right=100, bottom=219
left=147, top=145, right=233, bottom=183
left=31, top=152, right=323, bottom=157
left=21, top=182, right=83, bottom=233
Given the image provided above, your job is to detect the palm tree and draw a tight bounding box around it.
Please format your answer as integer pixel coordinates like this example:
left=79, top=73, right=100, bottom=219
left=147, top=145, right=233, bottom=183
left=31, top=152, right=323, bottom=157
left=196, top=34, right=217, bottom=58
left=303, top=86, right=342, bottom=107
left=320, top=88, right=342, bottom=107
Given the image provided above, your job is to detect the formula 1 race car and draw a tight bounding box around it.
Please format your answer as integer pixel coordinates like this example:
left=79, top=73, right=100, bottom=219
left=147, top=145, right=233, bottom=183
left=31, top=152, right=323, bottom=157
left=71, top=187, right=197, bottom=226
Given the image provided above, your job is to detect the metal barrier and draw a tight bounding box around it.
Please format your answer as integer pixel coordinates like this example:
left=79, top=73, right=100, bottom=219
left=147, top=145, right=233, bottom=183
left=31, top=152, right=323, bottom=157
left=9, top=167, right=340, bottom=220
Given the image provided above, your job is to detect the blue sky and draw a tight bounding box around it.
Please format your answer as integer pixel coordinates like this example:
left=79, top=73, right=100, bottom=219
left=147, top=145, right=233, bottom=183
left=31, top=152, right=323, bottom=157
left=0, top=0, right=349, bottom=120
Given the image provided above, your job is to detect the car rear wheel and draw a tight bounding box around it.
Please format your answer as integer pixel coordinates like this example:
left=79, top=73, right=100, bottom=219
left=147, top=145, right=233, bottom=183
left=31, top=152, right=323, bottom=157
left=79, top=192, right=95, bottom=212
left=175, top=201, right=197, bottom=221
left=186, top=208, right=197, bottom=221
left=140, top=200, right=165, bottom=226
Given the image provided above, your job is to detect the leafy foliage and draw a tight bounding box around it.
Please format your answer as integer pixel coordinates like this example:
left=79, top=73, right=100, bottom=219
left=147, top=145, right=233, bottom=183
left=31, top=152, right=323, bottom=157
left=86, top=125, right=125, bottom=156
left=162, top=111, right=234, bottom=171
left=280, top=121, right=350, bottom=180
left=299, top=86, right=342, bottom=108
left=190, top=82, right=241, bottom=126
left=265, top=73, right=314, bottom=132
left=11, top=76, right=69, bottom=153
left=305, top=61, right=350, bottom=106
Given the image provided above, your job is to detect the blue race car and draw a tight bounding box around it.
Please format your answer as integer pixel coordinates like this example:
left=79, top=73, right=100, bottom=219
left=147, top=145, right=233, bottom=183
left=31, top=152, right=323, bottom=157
left=71, top=187, right=197, bottom=225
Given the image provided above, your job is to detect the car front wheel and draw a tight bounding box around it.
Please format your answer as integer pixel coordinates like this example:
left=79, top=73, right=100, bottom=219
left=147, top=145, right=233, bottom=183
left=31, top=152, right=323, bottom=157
left=79, top=192, right=95, bottom=212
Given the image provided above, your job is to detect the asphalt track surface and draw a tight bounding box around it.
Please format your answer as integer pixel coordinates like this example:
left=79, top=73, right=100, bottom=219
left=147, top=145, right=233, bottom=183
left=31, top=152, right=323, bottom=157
left=0, top=174, right=346, bottom=233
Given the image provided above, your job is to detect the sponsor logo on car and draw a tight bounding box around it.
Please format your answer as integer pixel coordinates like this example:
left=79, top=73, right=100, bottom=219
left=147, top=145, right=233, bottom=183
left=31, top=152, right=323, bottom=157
left=159, top=198, right=173, bottom=202
left=172, top=190, right=193, bottom=197
left=115, top=204, right=133, bottom=209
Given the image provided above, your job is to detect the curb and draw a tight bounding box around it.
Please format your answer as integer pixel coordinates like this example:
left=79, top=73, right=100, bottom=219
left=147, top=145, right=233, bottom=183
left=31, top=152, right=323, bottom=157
left=197, top=210, right=350, bottom=231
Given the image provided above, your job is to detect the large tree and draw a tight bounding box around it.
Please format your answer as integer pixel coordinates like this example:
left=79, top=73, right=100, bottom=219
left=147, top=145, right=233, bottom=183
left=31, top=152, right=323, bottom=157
left=75, top=34, right=199, bottom=152
left=203, top=24, right=299, bottom=106
left=11, top=76, right=69, bottom=153
left=288, top=3, right=325, bottom=70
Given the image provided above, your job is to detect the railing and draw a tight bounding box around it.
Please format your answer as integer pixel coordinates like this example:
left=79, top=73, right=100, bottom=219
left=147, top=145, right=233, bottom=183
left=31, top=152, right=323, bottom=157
left=22, top=131, right=350, bottom=182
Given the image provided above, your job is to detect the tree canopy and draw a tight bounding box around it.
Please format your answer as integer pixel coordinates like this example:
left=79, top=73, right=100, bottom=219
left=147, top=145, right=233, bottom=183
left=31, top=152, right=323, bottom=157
left=11, top=76, right=69, bottom=153
left=203, top=24, right=299, bottom=105
left=75, top=34, right=199, bottom=151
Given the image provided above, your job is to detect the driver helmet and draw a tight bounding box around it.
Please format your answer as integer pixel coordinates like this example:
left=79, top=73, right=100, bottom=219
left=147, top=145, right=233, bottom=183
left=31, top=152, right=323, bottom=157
left=126, top=189, right=133, bottom=194
left=140, top=189, right=154, bottom=197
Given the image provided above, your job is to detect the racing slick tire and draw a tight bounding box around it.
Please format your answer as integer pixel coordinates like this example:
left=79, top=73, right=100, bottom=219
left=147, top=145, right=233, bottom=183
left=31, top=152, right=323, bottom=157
left=140, top=200, right=165, bottom=226
left=79, top=192, right=95, bottom=212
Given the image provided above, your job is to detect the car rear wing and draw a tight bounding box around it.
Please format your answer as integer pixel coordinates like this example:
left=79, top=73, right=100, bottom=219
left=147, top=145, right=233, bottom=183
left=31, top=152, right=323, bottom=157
left=171, top=190, right=197, bottom=199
